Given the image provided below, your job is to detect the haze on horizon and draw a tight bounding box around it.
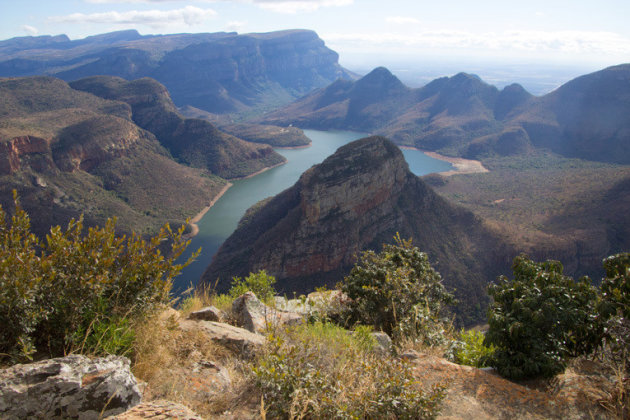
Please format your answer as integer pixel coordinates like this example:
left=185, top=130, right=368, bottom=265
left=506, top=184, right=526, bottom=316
left=3, top=0, right=629, bottom=94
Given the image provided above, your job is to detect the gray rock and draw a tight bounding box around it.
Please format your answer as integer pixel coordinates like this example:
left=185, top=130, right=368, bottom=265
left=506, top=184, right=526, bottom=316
left=371, top=331, right=393, bottom=356
left=0, top=355, right=141, bottom=420
left=232, top=292, right=302, bottom=333
left=188, top=306, right=225, bottom=322
left=179, top=319, right=265, bottom=359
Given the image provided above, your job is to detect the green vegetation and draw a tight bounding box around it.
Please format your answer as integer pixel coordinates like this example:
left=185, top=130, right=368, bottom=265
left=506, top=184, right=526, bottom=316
left=450, top=329, right=495, bottom=368
left=0, top=194, right=195, bottom=362
left=339, top=234, right=454, bottom=344
left=254, top=322, right=445, bottom=419
left=485, top=255, right=601, bottom=379
left=229, top=270, right=277, bottom=304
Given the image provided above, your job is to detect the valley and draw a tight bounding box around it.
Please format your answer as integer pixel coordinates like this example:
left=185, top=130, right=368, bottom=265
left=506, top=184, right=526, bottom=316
left=0, top=28, right=628, bottom=325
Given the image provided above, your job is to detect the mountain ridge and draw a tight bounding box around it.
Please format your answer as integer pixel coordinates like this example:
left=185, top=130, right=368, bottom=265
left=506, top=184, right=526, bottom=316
left=261, top=64, right=630, bottom=163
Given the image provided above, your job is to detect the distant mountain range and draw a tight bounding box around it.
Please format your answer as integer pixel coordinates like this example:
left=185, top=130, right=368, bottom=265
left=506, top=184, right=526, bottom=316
left=0, top=29, right=354, bottom=115
left=261, top=64, right=630, bottom=164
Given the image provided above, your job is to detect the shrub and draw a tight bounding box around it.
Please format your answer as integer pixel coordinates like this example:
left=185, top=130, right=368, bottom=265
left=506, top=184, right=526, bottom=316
left=599, top=252, right=630, bottom=320
left=449, top=329, right=495, bottom=368
left=485, top=255, right=601, bottom=380
left=0, top=193, right=194, bottom=362
left=253, top=322, right=445, bottom=419
left=339, top=234, right=454, bottom=343
left=229, top=270, right=276, bottom=304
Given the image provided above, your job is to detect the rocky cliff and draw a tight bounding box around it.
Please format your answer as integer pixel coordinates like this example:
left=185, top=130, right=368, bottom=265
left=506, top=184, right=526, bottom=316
left=202, top=136, right=509, bottom=323
left=69, top=76, right=285, bottom=179
left=0, top=76, right=227, bottom=237
left=0, top=29, right=354, bottom=116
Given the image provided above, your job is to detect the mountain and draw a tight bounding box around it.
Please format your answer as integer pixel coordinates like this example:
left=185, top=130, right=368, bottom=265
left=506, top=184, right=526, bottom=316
left=507, top=64, right=630, bottom=164
left=69, top=76, right=285, bottom=179
left=261, top=64, right=630, bottom=163
left=201, top=136, right=510, bottom=323
left=0, top=29, right=354, bottom=116
left=0, top=76, right=228, bottom=236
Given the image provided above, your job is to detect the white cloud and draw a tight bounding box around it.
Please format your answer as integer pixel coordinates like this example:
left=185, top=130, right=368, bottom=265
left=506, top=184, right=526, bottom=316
left=50, top=6, right=216, bottom=28
left=324, top=29, right=630, bottom=57
left=254, top=0, right=353, bottom=14
left=225, top=20, right=247, bottom=32
left=22, top=25, right=39, bottom=36
left=386, top=16, right=420, bottom=25
left=85, top=0, right=214, bottom=3
left=83, top=0, right=352, bottom=12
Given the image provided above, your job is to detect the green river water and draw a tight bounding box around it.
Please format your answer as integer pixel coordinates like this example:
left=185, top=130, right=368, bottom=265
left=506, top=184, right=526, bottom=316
left=173, top=130, right=453, bottom=295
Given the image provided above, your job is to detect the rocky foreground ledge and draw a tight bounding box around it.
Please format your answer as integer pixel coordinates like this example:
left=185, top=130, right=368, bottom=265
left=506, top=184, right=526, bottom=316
left=0, top=291, right=617, bottom=419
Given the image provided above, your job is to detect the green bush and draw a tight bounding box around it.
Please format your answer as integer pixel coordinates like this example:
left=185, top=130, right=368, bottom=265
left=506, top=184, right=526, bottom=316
left=229, top=270, right=276, bottom=303
left=598, top=253, right=630, bottom=372
left=485, top=255, right=601, bottom=380
left=253, top=322, right=445, bottom=419
left=339, top=234, right=454, bottom=343
left=0, top=193, right=194, bottom=362
left=450, top=329, right=495, bottom=368
left=599, top=252, right=630, bottom=320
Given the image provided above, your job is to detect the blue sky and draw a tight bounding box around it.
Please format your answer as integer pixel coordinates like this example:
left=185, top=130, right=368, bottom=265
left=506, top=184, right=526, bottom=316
left=3, top=0, right=629, bottom=71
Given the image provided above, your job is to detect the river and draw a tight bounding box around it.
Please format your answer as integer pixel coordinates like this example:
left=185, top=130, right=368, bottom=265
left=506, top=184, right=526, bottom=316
left=172, top=129, right=453, bottom=295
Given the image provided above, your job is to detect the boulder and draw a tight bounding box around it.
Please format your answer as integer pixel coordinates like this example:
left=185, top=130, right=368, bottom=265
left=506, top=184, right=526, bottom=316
left=178, top=319, right=265, bottom=359
left=232, top=292, right=302, bottom=333
left=0, top=355, right=141, bottom=420
left=188, top=306, right=226, bottom=322
left=370, top=331, right=393, bottom=356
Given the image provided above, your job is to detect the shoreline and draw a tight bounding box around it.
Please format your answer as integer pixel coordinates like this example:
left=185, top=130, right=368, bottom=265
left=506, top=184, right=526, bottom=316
left=185, top=182, right=233, bottom=239
left=274, top=142, right=312, bottom=150
left=231, top=160, right=287, bottom=181
left=399, top=146, right=489, bottom=176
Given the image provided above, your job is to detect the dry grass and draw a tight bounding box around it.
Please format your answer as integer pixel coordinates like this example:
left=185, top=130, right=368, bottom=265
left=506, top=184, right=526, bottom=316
left=131, top=306, right=260, bottom=418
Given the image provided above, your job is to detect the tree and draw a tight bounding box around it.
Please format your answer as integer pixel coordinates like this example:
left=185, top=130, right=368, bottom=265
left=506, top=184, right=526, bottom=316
left=485, top=255, right=600, bottom=380
left=339, top=234, right=454, bottom=343
left=0, top=192, right=195, bottom=362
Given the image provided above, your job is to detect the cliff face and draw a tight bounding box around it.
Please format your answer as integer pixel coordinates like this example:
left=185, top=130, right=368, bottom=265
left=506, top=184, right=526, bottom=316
left=0, top=76, right=227, bottom=237
left=70, top=76, right=286, bottom=179
left=0, top=29, right=353, bottom=116
left=202, top=136, right=508, bottom=323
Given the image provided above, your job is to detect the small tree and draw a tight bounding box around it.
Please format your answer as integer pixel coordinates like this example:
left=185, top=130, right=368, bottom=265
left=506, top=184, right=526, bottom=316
left=0, top=193, right=195, bottom=362
left=485, top=255, right=600, bottom=380
left=339, top=234, right=454, bottom=343
left=229, top=270, right=277, bottom=303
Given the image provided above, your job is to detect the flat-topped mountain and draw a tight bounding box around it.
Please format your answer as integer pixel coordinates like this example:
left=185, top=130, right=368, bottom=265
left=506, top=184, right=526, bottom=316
left=69, top=76, right=284, bottom=179
left=202, top=136, right=509, bottom=323
left=0, top=29, right=354, bottom=115
left=0, top=76, right=230, bottom=236
left=261, top=64, right=630, bottom=164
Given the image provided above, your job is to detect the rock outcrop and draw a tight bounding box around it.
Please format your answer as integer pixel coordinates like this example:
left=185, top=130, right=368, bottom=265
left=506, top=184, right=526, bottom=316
left=232, top=291, right=303, bottom=333
left=178, top=319, right=265, bottom=359
left=0, top=76, right=227, bottom=237
left=70, top=76, right=286, bottom=179
left=202, top=136, right=508, bottom=323
left=0, top=355, right=141, bottom=419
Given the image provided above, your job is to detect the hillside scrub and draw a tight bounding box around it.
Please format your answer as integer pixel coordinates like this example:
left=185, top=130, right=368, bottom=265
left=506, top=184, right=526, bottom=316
left=339, top=234, right=455, bottom=344
left=0, top=193, right=196, bottom=363
left=254, top=322, right=446, bottom=419
left=485, top=255, right=602, bottom=380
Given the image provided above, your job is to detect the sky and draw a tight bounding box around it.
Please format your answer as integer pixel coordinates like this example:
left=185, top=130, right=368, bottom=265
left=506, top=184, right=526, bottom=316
left=2, top=0, right=629, bottom=90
